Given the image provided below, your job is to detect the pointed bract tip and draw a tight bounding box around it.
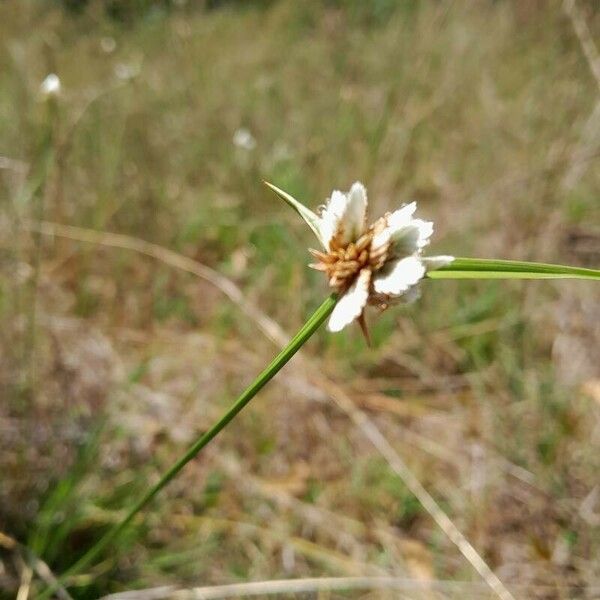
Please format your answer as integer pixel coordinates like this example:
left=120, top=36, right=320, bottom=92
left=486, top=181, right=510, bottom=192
left=264, top=181, right=326, bottom=249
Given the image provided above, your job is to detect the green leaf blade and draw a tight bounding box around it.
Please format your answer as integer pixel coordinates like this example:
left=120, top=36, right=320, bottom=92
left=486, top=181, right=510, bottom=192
left=426, top=257, right=600, bottom=280
left=264, top=181, right=325, bottom=248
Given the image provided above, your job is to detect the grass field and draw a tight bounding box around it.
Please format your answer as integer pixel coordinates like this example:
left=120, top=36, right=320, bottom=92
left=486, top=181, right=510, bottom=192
left=1, top=1, right=600, bottom=598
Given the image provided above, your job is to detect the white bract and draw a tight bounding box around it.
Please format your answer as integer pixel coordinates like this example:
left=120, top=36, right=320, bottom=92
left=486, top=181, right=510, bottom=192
left=307, top=182, right=453, bottom=332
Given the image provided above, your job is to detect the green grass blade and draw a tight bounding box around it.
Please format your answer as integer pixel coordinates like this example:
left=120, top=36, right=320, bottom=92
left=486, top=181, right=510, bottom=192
left=39, top=294, right=337, bottom=599
left=426, top=257, right=600, bottom=280
left=264, top=181, right=326, bottom=249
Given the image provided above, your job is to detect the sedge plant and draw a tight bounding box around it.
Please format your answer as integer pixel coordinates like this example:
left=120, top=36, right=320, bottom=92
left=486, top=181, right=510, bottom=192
left=39, top=181, right=600, bottom=598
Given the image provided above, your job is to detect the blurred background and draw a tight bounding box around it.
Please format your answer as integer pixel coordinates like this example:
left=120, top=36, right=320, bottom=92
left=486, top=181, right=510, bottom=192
left=1, top=0, right=600, bottom=598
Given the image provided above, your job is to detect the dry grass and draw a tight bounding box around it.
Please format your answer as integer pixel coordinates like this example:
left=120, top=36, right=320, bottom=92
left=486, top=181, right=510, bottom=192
left=1, top=0, right=600, bottom=598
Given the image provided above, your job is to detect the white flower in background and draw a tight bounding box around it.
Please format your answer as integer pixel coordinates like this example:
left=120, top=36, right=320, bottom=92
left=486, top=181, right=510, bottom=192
left=40, top=73, right=61, bottom=97
left=233, top=128, right=257, bottom=151
left=100, top=36, right=117, bottom=53
left=115, top=63, right=140, bottom=81
left=272, top=141, right=292, bottom=163
left=306, top=182, right=453, bottom=334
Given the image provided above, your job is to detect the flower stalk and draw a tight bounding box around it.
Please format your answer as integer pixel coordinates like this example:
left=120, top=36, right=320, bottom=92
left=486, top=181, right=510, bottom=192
left=38, top=294, right=337, bottom=598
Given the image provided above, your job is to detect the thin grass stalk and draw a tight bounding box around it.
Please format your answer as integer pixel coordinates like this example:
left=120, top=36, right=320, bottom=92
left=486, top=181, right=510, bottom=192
left=38, top=295, right=337, bottom=599
left=23, top=111, right=55, bottom=396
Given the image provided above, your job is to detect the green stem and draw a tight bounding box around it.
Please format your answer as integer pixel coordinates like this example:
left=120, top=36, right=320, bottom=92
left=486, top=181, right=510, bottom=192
left=40, top=294, right=337, bottom=598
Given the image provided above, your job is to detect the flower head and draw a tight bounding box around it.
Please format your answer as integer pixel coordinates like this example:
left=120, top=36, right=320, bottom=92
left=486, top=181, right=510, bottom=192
left=265, top=180, right=453, bottom=336
left=308, top=182, right=453, bottom=333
